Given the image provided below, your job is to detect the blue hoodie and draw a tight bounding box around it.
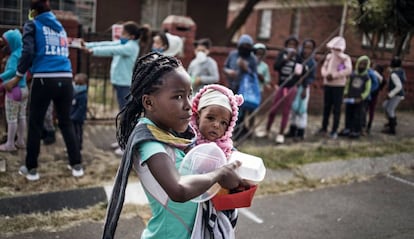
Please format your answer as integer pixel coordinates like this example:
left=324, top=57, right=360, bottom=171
left=0, top=29, right=26, bottom=88
left=17, top=11, right=72, bottom=78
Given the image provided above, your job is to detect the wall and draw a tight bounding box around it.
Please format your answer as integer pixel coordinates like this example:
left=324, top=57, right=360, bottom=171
left=186, top=0, right=229, bottom=45
left=95, top=0, right=141, bottom=32
left=224, top=4, right=414, bottom=111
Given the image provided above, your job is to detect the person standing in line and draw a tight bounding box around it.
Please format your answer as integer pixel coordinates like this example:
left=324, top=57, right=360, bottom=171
left=102, top=52, right=246, bottom=239
left=223, top=34, right=258, bottom=140
left=253, top=43, right=271, bottom=92
left=339, top=55, right=372, bottom=139
left=382, top=57, right=406, bottom=135
left=83, top=21, right=144, bottom=156
left=0, top=29, right=29, bottom=152
left=318, top=36, right=352, bottom=139
left=9, top=0, right=83, bottom=180
left=286, top=39, right=317, bottom=141
left=261, top=36, right=300, bottom=144
left=365, top=64, right=385, bottom=134
left=70, top=73, right=88, bottom=150
left=187, top=38, right=219, bottom=94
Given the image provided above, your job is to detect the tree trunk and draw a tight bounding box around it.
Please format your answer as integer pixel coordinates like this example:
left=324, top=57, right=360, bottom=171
left=393, top=32, right=409, bottom=58
left=222, top=0, right=262, bottom=45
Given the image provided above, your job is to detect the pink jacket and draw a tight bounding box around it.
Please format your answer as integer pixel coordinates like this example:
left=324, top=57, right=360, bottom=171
left=321, top=36, right=353, bottom=87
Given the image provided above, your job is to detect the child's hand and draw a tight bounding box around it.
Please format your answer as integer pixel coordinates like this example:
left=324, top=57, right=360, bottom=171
left=4, top=76, right=20, bottom=92
left=326, top=74, right=334, bottom=81
left=216, top=160, right=243, bottom=190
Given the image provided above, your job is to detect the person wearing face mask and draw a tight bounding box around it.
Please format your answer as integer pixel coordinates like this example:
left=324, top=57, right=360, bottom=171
left=151, top=31, right=169, bottom=54
left=8, top=0, right=83, bottom=180
left=70, top=73, right=88, bottom=150
left=223, top=34, right=257, bottom=94
left=187, top=38, right=219, bottom=94
left=82, top=21, right=146, bottom=156
left=318, top=36, right=353, bottom=139
left=260, top=36, right=300, bottom=144
left=223, top=34, right=258, bottom=140
left=338, top=55, right=372, bottom=139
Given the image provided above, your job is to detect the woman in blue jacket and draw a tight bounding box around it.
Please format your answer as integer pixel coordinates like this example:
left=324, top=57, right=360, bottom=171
left=83, top=21, right=145, bottom=155
left=8, top=0, right=82, bottom=181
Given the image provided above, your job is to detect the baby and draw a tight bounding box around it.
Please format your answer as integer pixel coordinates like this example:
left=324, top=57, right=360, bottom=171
left=191, top=84, right=244, bottom=159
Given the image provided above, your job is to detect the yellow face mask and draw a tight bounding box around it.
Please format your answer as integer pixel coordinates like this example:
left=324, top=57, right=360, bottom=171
left=28, top=9, right=35, bottom=20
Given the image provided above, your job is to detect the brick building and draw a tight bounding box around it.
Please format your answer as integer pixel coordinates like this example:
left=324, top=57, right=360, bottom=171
left=225, top=0, right=413, bottom=111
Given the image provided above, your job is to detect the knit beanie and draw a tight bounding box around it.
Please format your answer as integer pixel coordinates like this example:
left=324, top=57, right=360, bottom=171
left=191, top=84, right=244, bottom=159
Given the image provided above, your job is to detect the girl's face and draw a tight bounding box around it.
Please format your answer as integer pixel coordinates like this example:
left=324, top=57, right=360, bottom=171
left=194, top=44, right=209, bottom=56
left=302, top=41, right=314, bottom=58
left=152, top=35, right=166, bottom=50
left=121, top=29, right=133, bottom=40
left=197, top=105, right=231, bottom=141
left=146, top=67, right=193, bottom=133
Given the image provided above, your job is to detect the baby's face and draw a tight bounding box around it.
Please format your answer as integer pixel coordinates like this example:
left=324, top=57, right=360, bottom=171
left=197, top=105, right=231, bottom=141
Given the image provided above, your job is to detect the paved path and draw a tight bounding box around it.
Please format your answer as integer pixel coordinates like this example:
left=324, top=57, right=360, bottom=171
left=7, top=172, right=414, bottom=239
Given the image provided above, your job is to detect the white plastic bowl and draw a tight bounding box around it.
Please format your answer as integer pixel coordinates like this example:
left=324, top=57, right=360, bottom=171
left=179, top=142, right=227, bottom=202
left=229, top=151, right=266, bottom=183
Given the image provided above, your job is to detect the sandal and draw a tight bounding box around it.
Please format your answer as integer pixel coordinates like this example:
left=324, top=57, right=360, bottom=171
left=0, top=143, right=17, bottom=152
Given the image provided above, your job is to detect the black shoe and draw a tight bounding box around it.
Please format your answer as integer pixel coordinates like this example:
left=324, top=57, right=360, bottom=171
left=349, top=132, right=360, bottom=139
left=338, top=129, right=350, bottom=137
left=296, top=128, right=305, bottom=140
left=285, top=125, right=298, bottom=138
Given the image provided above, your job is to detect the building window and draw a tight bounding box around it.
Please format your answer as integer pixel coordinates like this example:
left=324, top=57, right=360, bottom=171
left=257, top=9, right=272, bottom=40
left=0, top=0, right=96, bottom=31
left=362, top=32, right=410, bottom=50
left=141, top=0, right=187, bottom=30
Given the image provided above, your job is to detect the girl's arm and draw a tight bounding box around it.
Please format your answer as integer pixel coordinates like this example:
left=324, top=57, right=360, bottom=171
left=146, top=152, right=243, bottom=202
left=320, top=55, right=330, bottom=78
left=85, top=41, right=119, bottom=48
left=331, top=56, right=353, bottom=79
left=388, top=72, right=403, bottom=98
left=0, top=55, right=18, bottom=82
left=91, top=42, right=139, bottom=57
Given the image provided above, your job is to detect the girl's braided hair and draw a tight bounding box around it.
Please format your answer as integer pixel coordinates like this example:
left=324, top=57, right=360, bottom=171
left=116, top=52, right=182, bottom=149
left=190, top=84, right=244, bottom=159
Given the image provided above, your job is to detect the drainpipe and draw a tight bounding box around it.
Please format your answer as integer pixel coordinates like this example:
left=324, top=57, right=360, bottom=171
left=339, top=1, right=348, bottom=37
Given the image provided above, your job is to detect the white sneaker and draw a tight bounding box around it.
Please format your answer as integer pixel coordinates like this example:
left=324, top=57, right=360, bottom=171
left=110, top=142, right=119, bottom=149
left=275, top=134, right=285, bottom=144
left=114, top=147, right=124, bottom=156
left=19, top=165, right=40, bottom=181
left=255, top=129, right=268, bottom=138
left=67, top=164, right=84, bottom=177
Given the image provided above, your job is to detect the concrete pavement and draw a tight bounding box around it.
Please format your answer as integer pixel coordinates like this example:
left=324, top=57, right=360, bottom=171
left=6, top=172, right=414, bottom=239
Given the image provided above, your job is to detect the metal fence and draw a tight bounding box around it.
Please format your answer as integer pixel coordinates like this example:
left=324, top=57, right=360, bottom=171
left=80, top=32, right=119, bottom=120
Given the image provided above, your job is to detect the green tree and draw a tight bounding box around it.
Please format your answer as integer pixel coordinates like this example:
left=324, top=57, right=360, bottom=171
left=350, top=0, right=414, bottom=58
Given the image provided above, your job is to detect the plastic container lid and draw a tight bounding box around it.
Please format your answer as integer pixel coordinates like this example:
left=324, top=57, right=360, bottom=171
left=179, top=142, right=227, bottom=202
left=229, top=151, right=266, bottom=183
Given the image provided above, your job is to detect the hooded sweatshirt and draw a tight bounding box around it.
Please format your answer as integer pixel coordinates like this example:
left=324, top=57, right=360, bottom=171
left=17, top=11, right=72, bottom=78
left=0, top=29, right=27, bottom=88
left=224, top=34, right=257, bottom=93
left=344, top=55, right=371, bottom=100
left=321, top=36, right=352, bottom=87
